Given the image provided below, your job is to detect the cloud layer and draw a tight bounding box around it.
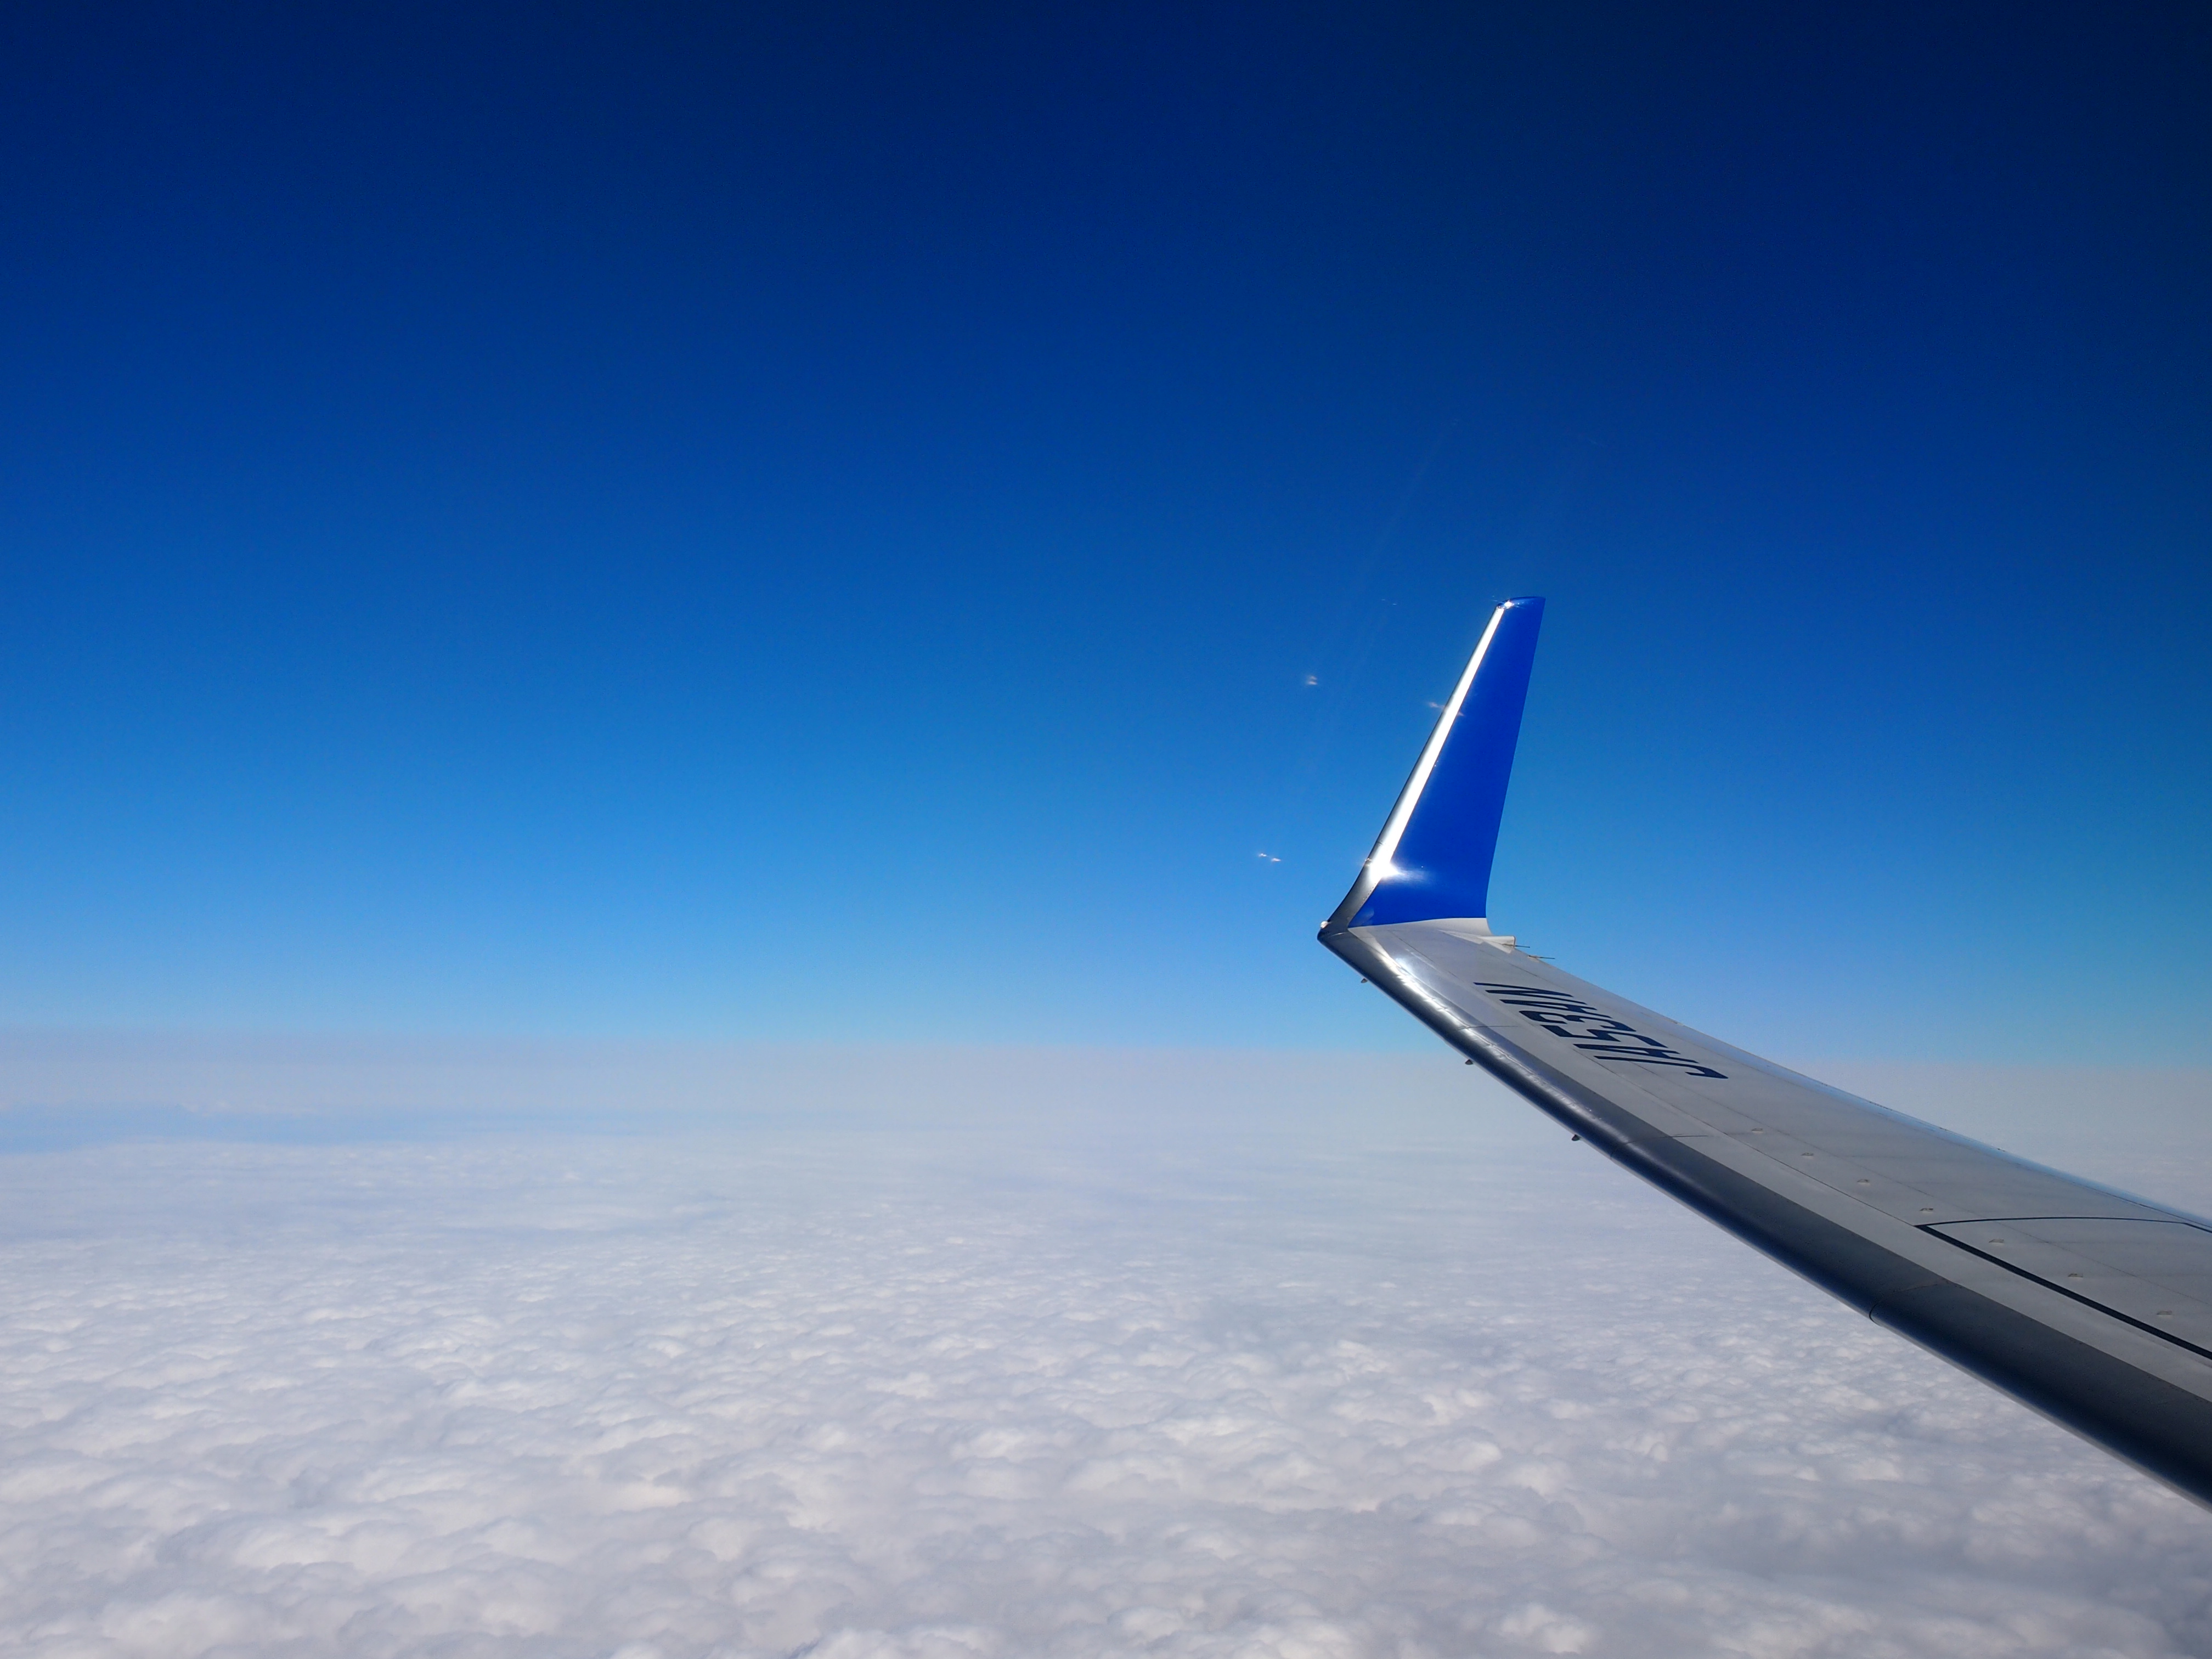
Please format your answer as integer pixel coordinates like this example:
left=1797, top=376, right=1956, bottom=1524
left=3, top=1104, right=2209, bottom=1657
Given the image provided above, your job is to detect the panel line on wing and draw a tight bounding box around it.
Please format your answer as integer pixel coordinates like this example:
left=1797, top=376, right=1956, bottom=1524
left=1922, top=1221, right=2212, bottom=1365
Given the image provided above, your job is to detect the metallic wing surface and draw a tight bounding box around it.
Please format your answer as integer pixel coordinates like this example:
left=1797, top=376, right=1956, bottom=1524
left=1320, top=598, right=2212, bottom=1505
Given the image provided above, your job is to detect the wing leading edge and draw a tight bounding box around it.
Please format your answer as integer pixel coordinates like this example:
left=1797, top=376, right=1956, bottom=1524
left=1319, top=600, right=2212, bottom=1506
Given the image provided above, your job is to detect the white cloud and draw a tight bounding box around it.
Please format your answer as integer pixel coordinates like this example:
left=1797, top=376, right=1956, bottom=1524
left=1, top=1077, right=2209, bottom=1657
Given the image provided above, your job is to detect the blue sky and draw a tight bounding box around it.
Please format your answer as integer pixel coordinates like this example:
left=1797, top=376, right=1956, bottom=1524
left=2, top=2, right=2207, bottom=1062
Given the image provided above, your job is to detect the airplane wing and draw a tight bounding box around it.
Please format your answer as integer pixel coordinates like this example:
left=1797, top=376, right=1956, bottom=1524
left=1320, top=597, right=2212, bottom=1506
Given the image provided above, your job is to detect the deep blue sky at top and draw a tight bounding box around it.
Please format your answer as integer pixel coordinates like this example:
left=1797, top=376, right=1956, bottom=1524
left=2, top=2, right=2207, bottom=1062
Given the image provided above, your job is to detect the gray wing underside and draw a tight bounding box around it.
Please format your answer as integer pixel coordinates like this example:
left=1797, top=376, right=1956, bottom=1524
left=1323, top=918, right=2212, bottom=1505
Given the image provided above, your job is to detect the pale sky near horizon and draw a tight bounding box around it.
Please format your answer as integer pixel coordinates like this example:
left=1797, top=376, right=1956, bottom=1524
left=3, top=4, right=2208, bottom=1068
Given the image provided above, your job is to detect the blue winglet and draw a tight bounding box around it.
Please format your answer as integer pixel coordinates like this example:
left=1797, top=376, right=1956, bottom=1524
left=1326, top=597, right=1544, bottom=932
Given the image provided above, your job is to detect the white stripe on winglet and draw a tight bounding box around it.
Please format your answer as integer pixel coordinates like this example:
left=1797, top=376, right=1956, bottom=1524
left=1366, top=601, right=1511, bottom=881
